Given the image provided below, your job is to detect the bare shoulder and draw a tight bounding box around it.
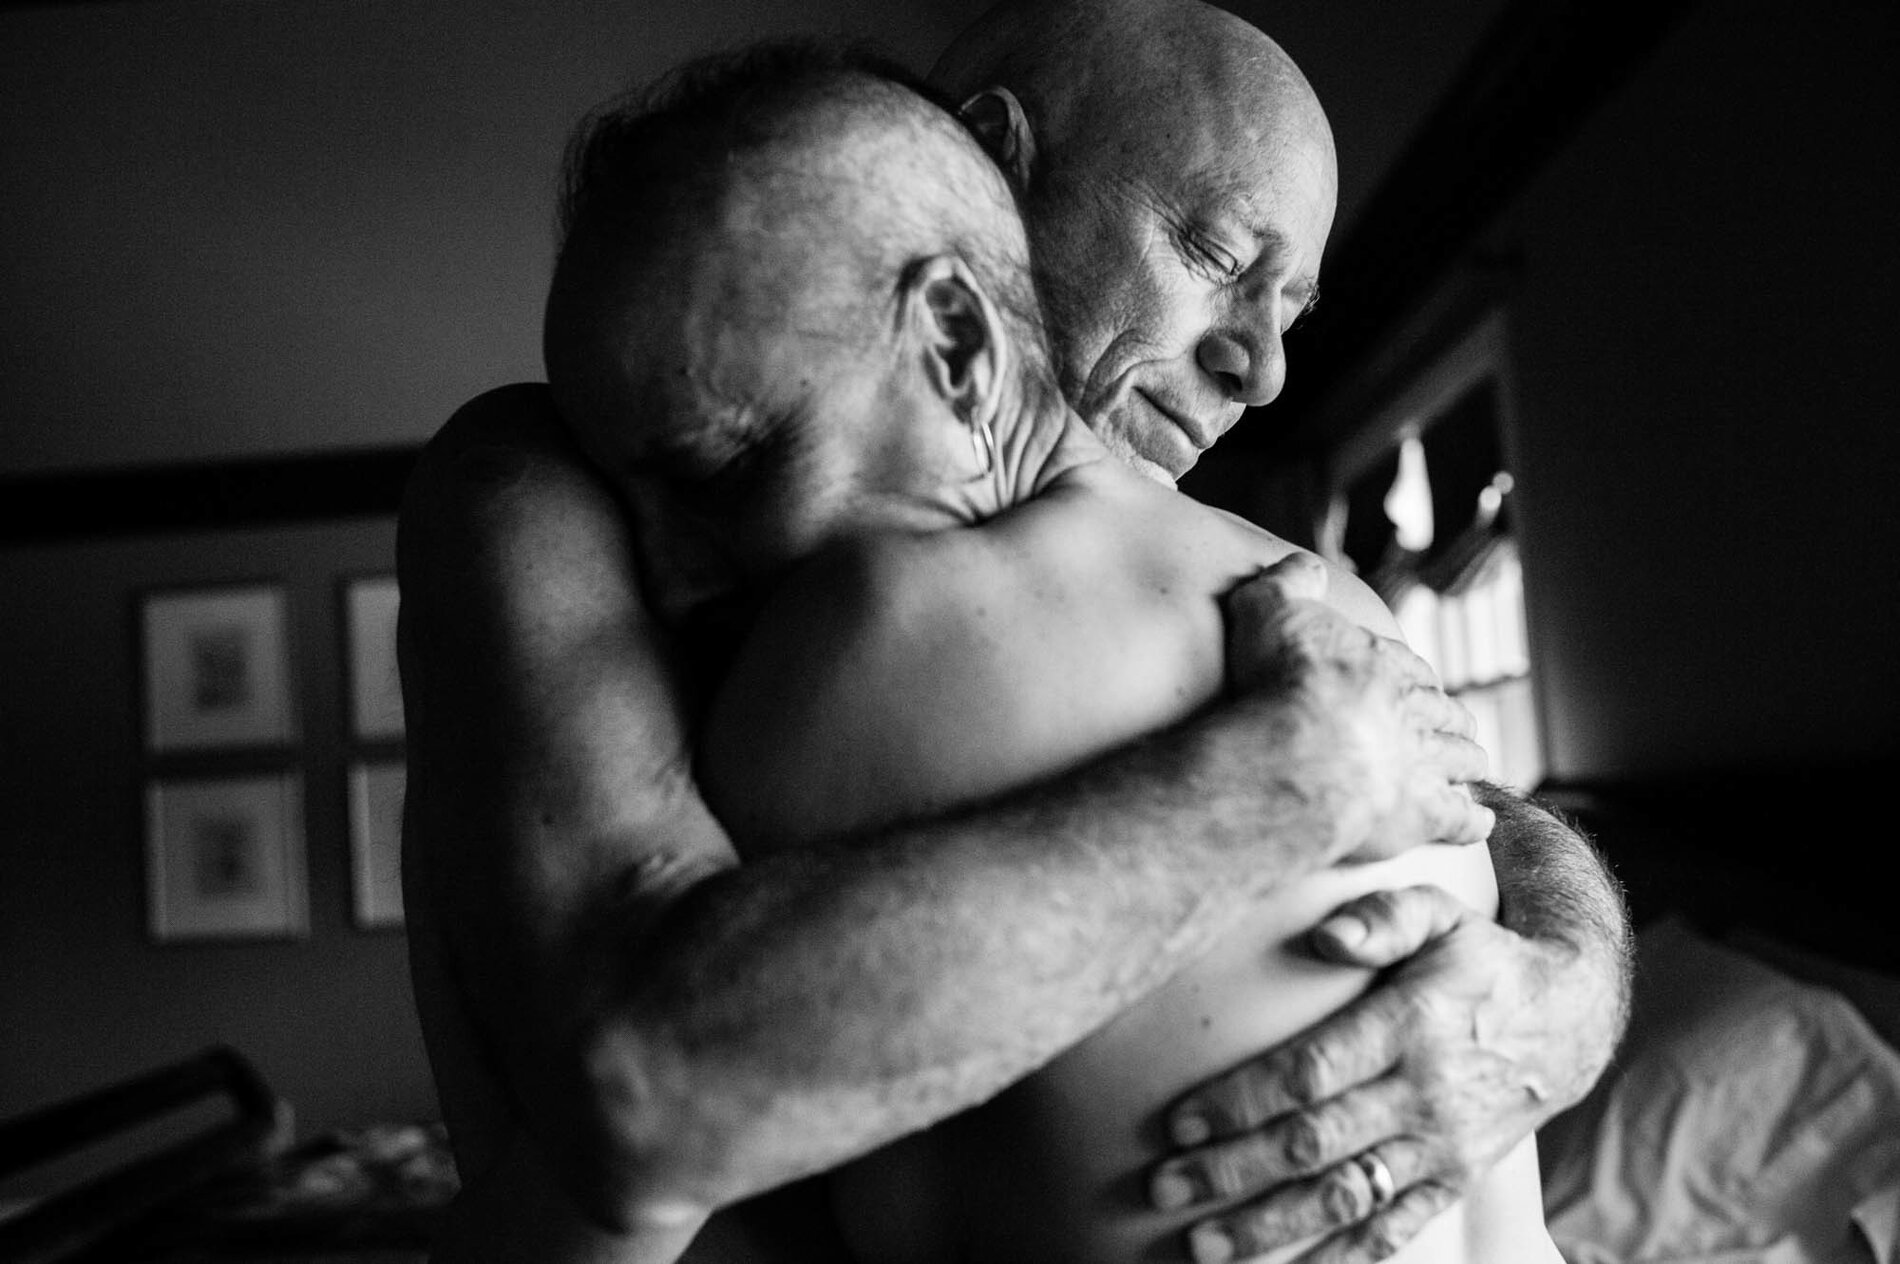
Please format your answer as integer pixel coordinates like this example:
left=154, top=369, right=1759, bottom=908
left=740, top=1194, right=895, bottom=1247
left=400, top=383, right=676, bottom=755
left=697, top=530, right=1027, bottom=847
left=1190, top=495, right=1404, bottom=640
left=399, top=381, right=725, bottom=881
left=1316, top=556, right=1404, bottom=638
left=701, top=479, right=1245, bottom=850
left=400, top=382, right=629, bottom=583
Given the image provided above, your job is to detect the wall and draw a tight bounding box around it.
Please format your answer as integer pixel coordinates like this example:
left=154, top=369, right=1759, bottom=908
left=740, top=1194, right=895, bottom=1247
left=0, top=0, right=968, bottom=476
left=1490, top=0, right=1898, bottom=777
left=0, top=518, right=418, bottom=1182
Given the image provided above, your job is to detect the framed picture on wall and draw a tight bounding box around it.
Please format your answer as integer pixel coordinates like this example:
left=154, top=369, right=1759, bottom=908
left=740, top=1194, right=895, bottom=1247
left=343, top=574, right=404, bottom=742
left=348, top=759, right=406, bottom=928
left=146, top=773, right=308, bottom=942
left=141, top=583, right=297, bottom=752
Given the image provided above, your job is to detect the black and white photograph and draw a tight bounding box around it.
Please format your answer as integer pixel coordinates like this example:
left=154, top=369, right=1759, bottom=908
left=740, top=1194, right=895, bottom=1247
left=2, top=0, right=1893, bottom=1259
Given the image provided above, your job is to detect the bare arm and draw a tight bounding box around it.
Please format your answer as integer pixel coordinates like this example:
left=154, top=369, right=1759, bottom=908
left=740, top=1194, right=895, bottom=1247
left=1481, top=783, right=1633, bottom=1096
left=399, top=386, right=1489, bottom=1245
left=1146, top=727, right=1631, bottom=1256
left=1379, top=789, right=1634, bottom=1080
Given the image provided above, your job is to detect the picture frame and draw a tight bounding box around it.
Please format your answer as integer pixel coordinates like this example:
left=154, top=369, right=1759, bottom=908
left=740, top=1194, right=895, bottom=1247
left=146, top=773, right=308, bottom=942
left=343, top=574, right=404, bottom=742
left=141, top=583, right=296, bottom=752
left=348, top=759, right=407, bottom=928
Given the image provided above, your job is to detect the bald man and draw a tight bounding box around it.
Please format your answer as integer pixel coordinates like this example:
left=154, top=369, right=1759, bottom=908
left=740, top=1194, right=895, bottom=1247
left=399, top=4, right=1630, bottom=1261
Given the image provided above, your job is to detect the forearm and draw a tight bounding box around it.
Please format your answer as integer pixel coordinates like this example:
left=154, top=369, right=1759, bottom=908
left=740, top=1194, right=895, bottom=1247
left=1478, top=782, right=1634, bottom=1093
left=574, top=690, right=1351, bottom=1230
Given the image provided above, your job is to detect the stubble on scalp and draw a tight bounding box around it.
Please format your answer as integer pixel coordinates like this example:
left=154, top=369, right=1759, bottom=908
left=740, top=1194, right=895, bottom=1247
left=545, top=44, right=1047, bottom=495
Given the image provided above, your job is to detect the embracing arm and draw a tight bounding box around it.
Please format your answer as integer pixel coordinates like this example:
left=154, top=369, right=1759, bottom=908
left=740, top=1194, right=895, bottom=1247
left=1129, top=573, right=1632, bottom=1262
left=1146, top=785, right=1631, bottom=1262
left=399, top=387, right=1484, bottom=1246
left=1481, top=784, right=1633, bottom=1101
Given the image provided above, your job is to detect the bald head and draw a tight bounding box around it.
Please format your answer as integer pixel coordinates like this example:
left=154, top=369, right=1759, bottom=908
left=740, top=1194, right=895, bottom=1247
left=932, top=0, right=1338, bottom=482
left=545, top=41, right=1042, bottom=494
left=933, top=0, right=1329, bottom=156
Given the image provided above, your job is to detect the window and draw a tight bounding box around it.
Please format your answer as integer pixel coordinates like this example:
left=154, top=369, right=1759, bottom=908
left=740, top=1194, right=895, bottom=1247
left=1389, top=535, right=1541, bottom=790
left=1321, top=315, right=1544, bottom=790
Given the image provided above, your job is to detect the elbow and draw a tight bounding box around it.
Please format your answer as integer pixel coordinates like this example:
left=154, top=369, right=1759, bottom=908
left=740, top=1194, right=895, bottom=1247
left=553, top=1014, right=723, bottom=1237
left=547, top=862, right=757, bottom=1234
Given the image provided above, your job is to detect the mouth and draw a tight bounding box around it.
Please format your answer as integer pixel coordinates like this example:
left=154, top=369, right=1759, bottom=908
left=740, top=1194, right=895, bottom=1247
left=1135, top=391, right=1227, bottom=473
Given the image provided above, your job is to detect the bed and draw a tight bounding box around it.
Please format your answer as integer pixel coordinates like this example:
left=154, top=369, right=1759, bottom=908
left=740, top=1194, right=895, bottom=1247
left=5, top=765, right=1896, bottom=1262
left=1535, top=764, right=1900, bottom=1264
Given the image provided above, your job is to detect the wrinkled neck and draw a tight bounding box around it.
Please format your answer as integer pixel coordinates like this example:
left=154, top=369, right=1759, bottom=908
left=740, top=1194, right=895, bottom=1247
left=992, top=371, right=1104, bottom=508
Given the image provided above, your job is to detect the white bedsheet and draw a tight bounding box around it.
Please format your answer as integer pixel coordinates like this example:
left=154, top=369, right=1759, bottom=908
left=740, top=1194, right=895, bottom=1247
left=1539, top=918, right=1900, bottom=1264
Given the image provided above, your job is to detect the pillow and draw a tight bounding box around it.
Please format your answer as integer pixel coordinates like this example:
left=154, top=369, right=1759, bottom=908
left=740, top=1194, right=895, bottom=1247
left=1722, top=924, right=1900, bottom=1057
left=1539, top=917, right=1900, bottom=1264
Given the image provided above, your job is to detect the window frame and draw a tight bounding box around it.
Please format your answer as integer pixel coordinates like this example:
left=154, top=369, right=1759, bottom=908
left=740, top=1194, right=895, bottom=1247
left=1315, top=308, right=1550, bottom=789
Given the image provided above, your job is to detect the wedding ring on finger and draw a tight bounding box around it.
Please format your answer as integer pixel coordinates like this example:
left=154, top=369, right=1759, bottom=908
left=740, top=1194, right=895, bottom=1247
left=1356, top=1149, right=1397, bottom=1211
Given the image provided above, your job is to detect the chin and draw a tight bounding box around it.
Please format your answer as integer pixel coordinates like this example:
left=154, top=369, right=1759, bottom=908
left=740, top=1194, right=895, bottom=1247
left=1095, top=428, right=1182, bottom=487
left=1132, top=456, right=1179, bottom=487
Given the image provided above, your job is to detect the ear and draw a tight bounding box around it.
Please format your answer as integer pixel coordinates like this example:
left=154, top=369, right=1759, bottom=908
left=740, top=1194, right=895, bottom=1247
left=958, top=87, right=1037, bottom=191
left=903, top=254, right=1008, bottom=431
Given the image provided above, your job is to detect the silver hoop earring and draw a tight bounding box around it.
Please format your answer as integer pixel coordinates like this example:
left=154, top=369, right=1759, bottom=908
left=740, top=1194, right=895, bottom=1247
left=970, top=417, right=997, bottom=478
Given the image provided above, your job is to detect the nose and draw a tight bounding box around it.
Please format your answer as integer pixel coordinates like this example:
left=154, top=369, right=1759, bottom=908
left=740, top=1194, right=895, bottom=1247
left=1196, top=321, right=1287, bottom=408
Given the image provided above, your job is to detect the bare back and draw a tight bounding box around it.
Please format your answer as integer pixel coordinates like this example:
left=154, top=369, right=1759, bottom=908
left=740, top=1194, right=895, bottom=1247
left=699, top=458, right=1553, bottom=1263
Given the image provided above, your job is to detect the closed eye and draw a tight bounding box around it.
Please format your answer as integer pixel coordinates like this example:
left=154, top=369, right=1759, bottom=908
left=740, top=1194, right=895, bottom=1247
left=1175, top=223, right=1246, bottom=283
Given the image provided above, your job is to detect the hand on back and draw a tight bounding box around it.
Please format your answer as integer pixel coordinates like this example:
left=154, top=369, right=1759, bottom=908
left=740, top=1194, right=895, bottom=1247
left=1222, top=555, right=1494, bottom=863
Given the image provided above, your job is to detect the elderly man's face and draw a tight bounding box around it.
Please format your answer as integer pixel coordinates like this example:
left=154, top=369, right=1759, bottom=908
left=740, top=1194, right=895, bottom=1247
left=1029, top=88, right=1337, bottom=484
